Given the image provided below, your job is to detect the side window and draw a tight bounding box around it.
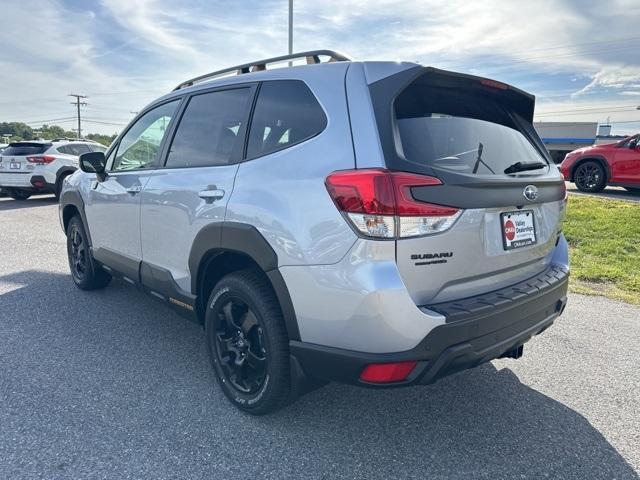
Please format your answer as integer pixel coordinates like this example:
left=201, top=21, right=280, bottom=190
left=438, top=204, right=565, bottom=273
left=69, top=144, right=91, bottom=155
left=56, top=145, right=72, bottom=155
left=112, top=100, right=180, bottom=172
left=90, top=144, right=107, bottom=153
left=165, top=88, right=252, bottom=168
left=246, top=80, right=326, bottom=159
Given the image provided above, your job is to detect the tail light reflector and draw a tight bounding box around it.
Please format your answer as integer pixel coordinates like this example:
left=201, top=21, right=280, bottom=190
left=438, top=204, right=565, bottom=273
left=360, top=361, right=418, bottom=383
left=325, top=169, right=461, bottom=239
left=26, top=155, right=56, bottom=164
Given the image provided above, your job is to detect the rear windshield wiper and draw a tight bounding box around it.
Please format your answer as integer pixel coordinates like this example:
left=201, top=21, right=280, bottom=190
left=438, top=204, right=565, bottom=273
left=504, top=161, right=546, bottom=175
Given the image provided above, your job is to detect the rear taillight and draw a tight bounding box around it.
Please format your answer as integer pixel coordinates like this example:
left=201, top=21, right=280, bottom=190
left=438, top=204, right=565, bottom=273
left=325, top=169, right=461, bottom=239
left=26, top=155, right=56, bottom=164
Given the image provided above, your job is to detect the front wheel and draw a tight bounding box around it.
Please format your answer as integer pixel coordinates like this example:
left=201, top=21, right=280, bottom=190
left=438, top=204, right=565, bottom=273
left=205, top=270, right=292, bottom=415
left=66, top=215, right=111, bottom=290
left=7, top=189, right=31, bottom=201
left=574, top=161, right=606, bottom=193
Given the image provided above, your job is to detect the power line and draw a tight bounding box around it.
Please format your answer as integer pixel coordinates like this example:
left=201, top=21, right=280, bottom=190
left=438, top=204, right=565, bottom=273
left=82, top=119, right=127, bottom=126
left=22, top=116, right=77, bottom=124
left=69, top=94, right=87, bottom=139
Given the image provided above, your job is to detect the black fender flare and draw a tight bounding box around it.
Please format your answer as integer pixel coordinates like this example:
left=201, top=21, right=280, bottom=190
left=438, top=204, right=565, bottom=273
left=189, top=222, right=300, bottom=340
left=59, top=189, right=92, bottom=246
left=570, top=155, right=611, bottom=182
left=55, top=166, right=78, bottom=186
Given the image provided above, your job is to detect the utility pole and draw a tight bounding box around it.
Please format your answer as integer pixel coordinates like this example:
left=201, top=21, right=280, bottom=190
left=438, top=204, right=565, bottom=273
left=288, top=0, right=293, bottom=56
left=69, top=94, right=88, bottom=139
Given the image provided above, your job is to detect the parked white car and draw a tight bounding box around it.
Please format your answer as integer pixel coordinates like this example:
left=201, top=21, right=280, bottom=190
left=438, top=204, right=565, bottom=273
left=0, top=138, right=106, bottom=200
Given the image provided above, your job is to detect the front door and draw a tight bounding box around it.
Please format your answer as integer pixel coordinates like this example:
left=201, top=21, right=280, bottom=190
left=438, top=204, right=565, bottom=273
left=84, top=99, right=181, bottom=279
left=613, top=135, right=640, bottom=185
left=140, top=85, right=255, bottom=293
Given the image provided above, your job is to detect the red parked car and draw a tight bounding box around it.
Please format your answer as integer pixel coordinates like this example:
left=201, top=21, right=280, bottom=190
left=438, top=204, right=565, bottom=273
left=560, top=133, right=640, bottom=193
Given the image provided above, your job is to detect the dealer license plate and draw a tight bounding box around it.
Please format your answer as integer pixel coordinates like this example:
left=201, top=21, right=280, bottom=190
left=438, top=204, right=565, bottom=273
left=501, top=210, right=537, bottom=250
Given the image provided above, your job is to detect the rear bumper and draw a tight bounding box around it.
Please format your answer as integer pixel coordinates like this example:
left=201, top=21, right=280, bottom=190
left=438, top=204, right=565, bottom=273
left=0, top=173, right=54, bottom=192
left=290, top=263, right=569, bottom=387
left=0, top=172, right=33, bottom=188
left=29, top=175, right=56, bottom=192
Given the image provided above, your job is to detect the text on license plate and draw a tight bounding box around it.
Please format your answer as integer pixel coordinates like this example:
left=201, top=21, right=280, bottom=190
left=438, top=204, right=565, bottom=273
left=501, top=210, right=536, bottom=250
left=10, top=162, right=21, bottom=169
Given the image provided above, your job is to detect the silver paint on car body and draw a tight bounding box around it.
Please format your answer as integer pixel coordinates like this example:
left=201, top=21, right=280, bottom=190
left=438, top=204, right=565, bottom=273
left=140, top=164, right=240, bottom=291
left=280, top=238, right=447, bottom=353
left=84, top=171, right=155, bottom=260
left=396, top=200, right=566, bottom=305
left=225, top=63, right=358, bottom=267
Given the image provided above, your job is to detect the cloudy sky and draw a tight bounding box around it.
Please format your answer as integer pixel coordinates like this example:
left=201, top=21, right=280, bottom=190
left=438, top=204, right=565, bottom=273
left=1, top=0, right=639, bottom=135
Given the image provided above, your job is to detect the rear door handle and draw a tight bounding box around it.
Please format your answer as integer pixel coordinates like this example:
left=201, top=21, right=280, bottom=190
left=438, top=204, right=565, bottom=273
left=199, top=188, right=225, bottom=202
left=126, top=185, right=143, bottom=194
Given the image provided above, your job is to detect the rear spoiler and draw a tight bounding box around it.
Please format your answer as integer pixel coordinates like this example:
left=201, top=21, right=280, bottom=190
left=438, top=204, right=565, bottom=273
left=413, top=66, right=535, bottom=123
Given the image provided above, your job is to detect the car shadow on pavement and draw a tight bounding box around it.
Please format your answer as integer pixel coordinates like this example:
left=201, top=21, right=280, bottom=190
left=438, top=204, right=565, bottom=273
left=0, top=270, right=637, bottom=479
left=0, top=195, right=57, bottom=211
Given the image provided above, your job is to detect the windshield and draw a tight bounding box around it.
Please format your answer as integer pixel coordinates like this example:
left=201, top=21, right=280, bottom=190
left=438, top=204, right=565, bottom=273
left=393, top=82, right=548, bottom=177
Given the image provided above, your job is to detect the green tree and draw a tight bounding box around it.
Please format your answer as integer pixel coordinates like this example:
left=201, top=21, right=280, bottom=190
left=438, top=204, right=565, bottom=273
left=0, top=122, right=33, bottom=141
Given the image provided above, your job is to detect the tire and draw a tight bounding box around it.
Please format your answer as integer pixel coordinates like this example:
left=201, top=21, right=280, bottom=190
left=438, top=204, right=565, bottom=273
left=66, top=215, right=111, bottom=290
left=573, top=161, right=606, bottom=193
left=7, top=189, right=32, bottom=201
left=205, top=269, right=292, bottom=415
left=624, top=187, right=640, bottom=194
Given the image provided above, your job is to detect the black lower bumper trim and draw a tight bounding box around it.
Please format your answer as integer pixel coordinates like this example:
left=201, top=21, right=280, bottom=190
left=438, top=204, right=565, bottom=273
left=290, top=264, right=569, bottom=387
left=30, top=175, right=55, bottom=192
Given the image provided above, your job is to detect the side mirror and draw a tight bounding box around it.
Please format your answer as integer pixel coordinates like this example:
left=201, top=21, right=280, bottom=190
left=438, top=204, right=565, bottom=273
left=79, top=151, right=107, bottom=180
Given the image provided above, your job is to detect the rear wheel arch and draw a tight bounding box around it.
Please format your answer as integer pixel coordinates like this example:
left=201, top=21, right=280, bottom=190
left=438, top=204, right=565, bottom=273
left=190, top=222, right=300, bottom=340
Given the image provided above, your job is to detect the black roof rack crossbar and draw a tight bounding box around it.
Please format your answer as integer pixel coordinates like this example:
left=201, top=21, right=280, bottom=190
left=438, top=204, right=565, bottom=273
left=173, top=50, right=352, bottom=91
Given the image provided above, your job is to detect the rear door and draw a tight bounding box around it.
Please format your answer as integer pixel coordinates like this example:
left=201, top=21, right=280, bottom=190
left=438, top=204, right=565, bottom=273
left=140, top=84, right=256, bottom=292
left=370, top=68, right=566, bottom=305
left=84, top=99, right=181, bottom=279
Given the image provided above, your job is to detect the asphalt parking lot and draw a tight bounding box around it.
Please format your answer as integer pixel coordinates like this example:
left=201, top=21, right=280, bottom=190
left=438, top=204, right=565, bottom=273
left=1, top=195, right=639, bottom=479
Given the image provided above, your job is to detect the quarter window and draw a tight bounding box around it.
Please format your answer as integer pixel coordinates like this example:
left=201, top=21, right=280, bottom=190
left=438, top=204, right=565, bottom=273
left=112, top=100, right=180, bottom=171
left=246, top=80, right=326, bottom=159
left=165, top=88, right=252, bottom=168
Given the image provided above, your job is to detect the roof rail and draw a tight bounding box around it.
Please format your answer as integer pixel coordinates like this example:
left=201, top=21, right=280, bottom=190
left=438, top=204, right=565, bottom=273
left=173, top=49, right=352, bottom=91
left=51, top=137, right=98, bottom=143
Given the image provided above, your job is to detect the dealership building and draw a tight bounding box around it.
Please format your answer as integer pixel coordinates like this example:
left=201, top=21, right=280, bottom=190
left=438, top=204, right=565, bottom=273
left=533, top=122, right=627, bottom=163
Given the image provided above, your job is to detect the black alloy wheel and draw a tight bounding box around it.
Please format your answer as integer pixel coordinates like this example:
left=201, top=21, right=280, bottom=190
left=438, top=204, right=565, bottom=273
left=205, top=270, right=292, bottom=415
left=574, top=161, right=606, bottom=193
left=65, top=215, right=111, bottom=290
left=68, top=222, right=88, bottom=283
left=214, top=297, right=268, bottom=394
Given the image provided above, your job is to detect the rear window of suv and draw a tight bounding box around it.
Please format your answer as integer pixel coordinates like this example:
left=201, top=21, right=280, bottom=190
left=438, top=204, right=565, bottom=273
left=2, top=143, right=51, bottom=156
left=393, top=79, right=548, bottom=177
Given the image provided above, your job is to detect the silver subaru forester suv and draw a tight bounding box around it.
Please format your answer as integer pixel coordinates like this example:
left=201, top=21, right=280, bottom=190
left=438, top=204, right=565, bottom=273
left=60, top=50, right=569, bottom=414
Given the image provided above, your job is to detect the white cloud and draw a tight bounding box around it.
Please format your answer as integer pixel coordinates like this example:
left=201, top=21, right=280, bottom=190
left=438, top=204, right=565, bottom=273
left=1, top=0, right=639, bottom=135
left=572, top=65, right=640, bottom=96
